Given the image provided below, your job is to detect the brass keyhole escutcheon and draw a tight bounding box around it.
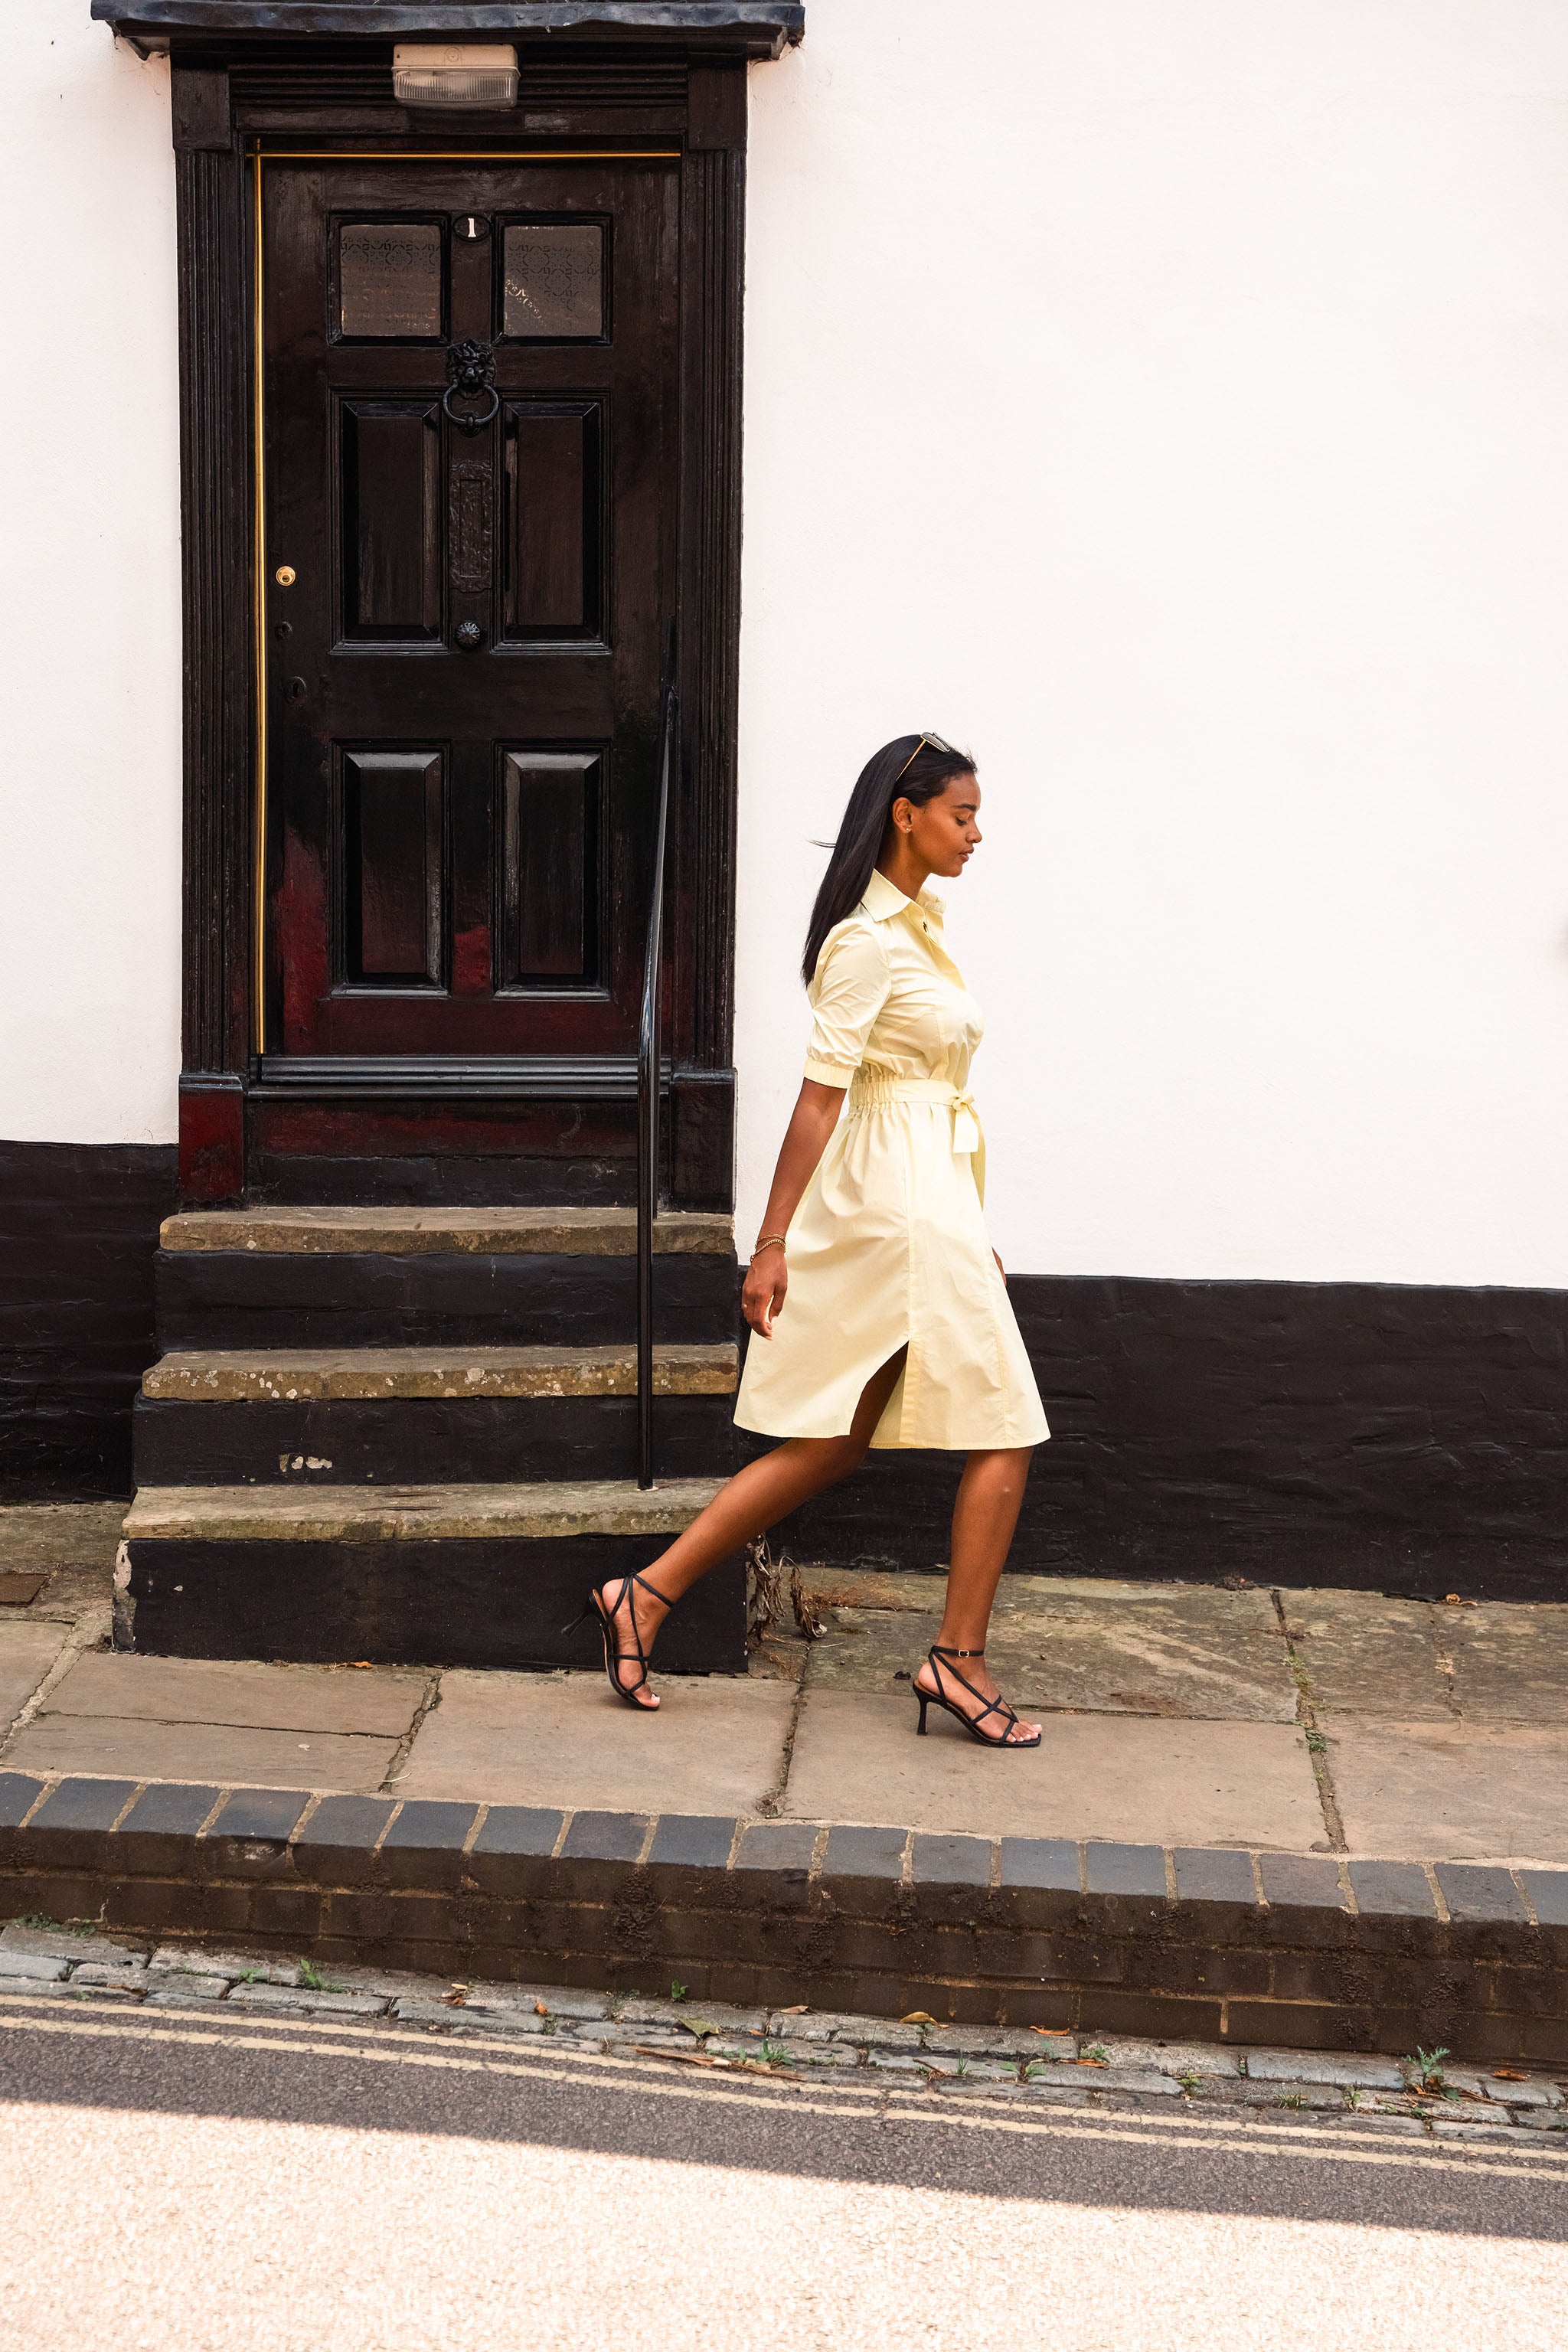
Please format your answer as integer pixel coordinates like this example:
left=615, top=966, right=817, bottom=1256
left=274, top=564, right=297, bottom=587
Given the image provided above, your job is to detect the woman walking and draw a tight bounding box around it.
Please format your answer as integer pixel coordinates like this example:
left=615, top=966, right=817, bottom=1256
left=579, top=733, right=1050, bottom=1745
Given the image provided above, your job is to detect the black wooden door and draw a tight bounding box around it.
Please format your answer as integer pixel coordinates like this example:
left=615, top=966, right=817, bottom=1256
left=260, top=157, right=678, bottom=1069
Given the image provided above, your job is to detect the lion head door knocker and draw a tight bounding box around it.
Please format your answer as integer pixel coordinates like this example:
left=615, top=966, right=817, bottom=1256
left=443, top=339, right=499, bottom=433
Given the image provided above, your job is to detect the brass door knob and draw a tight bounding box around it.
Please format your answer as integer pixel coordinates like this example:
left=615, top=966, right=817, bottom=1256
left=274, top=564, right=296, bottom=586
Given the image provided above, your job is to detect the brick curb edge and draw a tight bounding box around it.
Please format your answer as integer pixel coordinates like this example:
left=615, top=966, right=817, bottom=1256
left=2, top=1771, right=1564, bottom=2062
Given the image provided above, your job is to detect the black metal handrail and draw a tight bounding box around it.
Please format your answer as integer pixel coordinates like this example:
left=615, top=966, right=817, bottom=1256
left=636, top=655, right=678, bottom=1489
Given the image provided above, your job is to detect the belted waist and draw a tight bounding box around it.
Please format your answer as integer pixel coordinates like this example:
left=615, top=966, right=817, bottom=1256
left=847, top=1073, right=982, bottom=1158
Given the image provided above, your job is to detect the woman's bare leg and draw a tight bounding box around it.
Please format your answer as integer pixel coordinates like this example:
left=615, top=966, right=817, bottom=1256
left=594, top=1351, right=907, bottom=1706
left=914, top=1446, right=1039, bottom=1743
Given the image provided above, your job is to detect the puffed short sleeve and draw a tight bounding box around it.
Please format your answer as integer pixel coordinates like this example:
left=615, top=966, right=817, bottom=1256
left=803, top=920, right=891, bottom=1086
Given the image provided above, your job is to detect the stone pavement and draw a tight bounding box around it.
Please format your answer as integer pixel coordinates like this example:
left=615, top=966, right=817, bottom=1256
left=1, top=1504, right=1565, bottom=1864
left=1, top=1916, right=1564, bottom=2138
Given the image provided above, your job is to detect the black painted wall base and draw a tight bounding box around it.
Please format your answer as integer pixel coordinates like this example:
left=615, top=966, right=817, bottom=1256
left=748, top=1273, right=1568, bottom=1602
left=0, top=1140, right=175, bottom=1497
left=126, top=1540, right=747, bottom=1672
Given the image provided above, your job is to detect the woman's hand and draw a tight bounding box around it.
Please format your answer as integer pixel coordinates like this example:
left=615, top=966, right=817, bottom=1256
left=743, top=1243, right=788, bottom=1338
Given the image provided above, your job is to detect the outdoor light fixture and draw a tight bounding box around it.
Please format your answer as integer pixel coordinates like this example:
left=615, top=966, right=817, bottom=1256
left=392, top=44, right=520, bottom=109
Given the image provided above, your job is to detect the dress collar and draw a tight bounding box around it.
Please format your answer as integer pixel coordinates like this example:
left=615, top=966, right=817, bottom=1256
left=861, top=867, right=946, bottom=923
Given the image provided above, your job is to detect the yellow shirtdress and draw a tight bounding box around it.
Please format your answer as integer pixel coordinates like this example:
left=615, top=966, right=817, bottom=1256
left=734, top=867, right=1050, bottom=1452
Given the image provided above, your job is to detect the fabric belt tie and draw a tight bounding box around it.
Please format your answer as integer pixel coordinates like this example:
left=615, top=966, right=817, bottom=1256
left=848, top=1075, right=986, bottom=1198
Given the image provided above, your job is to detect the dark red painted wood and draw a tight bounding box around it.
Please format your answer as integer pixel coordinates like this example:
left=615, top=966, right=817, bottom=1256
left=177, top=1074, right=246, bottom=1203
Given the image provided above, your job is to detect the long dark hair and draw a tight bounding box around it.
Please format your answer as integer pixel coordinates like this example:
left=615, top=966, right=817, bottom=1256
left=802, top=732, right=976, bottom=985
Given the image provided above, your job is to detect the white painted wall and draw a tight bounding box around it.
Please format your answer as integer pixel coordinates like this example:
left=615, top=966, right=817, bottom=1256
left=0, top=11, right=180, bottom=1145
left=6, top=5, right=1566, bottom=1289
left=737, top=1, right=1568, bottom=1287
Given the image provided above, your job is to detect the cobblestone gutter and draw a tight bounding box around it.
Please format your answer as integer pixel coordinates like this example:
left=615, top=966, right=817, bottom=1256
left=2, top=1918, right=1566, bottom=2136
left=2, top=1769, right=1565, bottom=2064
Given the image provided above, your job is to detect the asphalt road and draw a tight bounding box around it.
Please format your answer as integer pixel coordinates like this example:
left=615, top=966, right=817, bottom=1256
left=2, top=1991, right=1564, bottom=2350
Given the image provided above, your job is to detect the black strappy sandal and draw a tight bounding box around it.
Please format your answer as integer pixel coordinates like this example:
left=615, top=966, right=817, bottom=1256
left=564, top=1569, right=673, bottom=1710
left=915, top=1644, right=1041, bottom=1749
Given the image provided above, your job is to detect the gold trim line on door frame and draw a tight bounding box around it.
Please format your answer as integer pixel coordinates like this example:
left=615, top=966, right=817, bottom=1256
left=249, top=146, right=681, bottom=1052
left=252, top=152, right=267, bottom=1054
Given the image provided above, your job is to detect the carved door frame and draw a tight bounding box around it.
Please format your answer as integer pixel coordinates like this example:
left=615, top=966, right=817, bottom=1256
left=143, top=19, right=795, bottom=1208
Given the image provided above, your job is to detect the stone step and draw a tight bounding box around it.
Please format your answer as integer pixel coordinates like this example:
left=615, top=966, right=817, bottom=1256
left=141, top=1343, right=740, bottom=1402
left=123, top=1478, right=725, bottom=1544
left=121, top=1476, right=744, bottom=1669
left=160, top=1206, right=733, bottom=1257
left=130, top=1347, right=741, bottom=1488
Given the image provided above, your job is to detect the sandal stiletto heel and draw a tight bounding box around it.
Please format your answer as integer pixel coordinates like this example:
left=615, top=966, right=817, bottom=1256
left=914, top=1644, right=1040, bottom=1749
left=563, top=1568, right=673, bottom=1710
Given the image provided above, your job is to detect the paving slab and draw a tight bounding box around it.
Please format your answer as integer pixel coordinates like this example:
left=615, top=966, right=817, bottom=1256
left=34, top=1653, right=425, bottom=1736
left=0, top=1504, right=126, bottom=1576
left=0, top=1623, right=70, bottom=1733
left=395, top=1668, right=793, bottom=1815
left=0, top=1504, right=122, bottom=1635
left=782, top=1690, right=1326, bottom=1847
left=3, top=1714, right=401, bottom=1793
left=805, top=1575, right=1293, bottom=1721
left=1328, top=1722, right=1568, bottom=1864
left=1281, top=1592, right=1450, bottom=1720
left=1444, top=1605, right=1568, bottom=1724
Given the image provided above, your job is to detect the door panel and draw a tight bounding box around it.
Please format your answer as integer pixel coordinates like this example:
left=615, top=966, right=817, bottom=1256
left=499, top=750, right=600, bottom=985
left=262, top=157, right=677, bottom=1069
left=504, top=403, right=603, bottom=637
left=340, top=401, right=443, bottom=639
left=340, top=751, right=444, bottom=985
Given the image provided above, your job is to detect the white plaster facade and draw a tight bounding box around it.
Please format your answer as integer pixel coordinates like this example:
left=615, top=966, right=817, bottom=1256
left=0, top=11, right=181, bottom=1145
left=5, top=2, right=1568, bottom=1286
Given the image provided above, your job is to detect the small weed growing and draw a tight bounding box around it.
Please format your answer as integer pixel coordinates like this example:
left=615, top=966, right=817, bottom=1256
left=760, top=2040, right=791, bottom=2066
left=670, top=1981, right=688, bottom=2002
left=298, top=1958, right=327, bottom=1991
left=1305, top=1730, right=1328, bottom=1756
left=1278, top=2091, right=1305, bottom=2109
left=1177, top=2070, right=1202, bottom=2096
left=605, top=1993, right=627, bottom=2022
left=1082, top=2043, right=1111, bottom=2065
left=13, top=1914, right=61, bottom=1932
left=1344, top=2086, right=1364, bottom=2109
left=1405, top=2046, right=1453, bottom=2097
